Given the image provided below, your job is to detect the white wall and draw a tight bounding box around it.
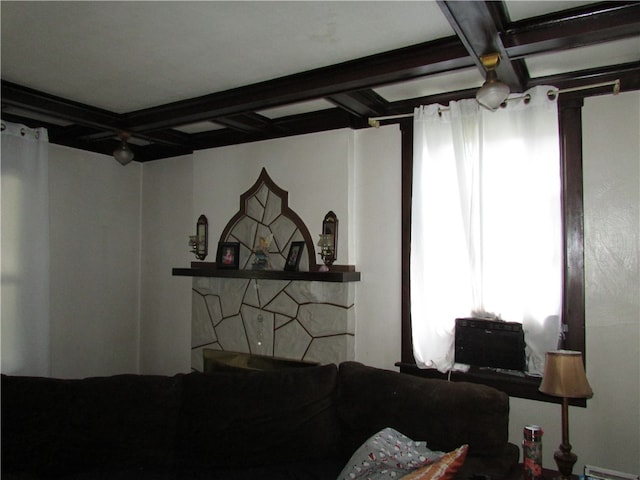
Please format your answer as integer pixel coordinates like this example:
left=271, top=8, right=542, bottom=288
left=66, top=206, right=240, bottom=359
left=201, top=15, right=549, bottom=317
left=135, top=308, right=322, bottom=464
left=48, top=144, right=142, bottom=378
left=353, top=125, right=402, bottom=368
left=139, top=154, right=194, bottom=374
left=191, top=129, right=353, bottom=262
left=508, top=91, right=640, bottom=474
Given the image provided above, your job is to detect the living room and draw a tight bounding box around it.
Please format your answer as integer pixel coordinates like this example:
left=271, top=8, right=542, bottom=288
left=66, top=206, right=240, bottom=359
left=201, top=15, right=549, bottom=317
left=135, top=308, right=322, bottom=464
left=1, top=1, right=638, bottom=477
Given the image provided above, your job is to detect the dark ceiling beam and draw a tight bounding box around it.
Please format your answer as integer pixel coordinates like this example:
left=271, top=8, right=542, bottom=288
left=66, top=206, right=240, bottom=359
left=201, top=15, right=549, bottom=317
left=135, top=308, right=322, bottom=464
left=503, top=2, right=640, bottom=59
left=131, top=129, right=193, bottom=147
left=528, top=61, right=640, bottom=94
left=385, top=87, right=479, bottom=118
left=0, top=111, right=64, bottom=132
left=75, top=127, right=192, bottom=148
left=50, top=125, right=102, bottom=140
left=327, top=89, right=389, bottom=117
left=190, top=108, right=354, bottom=151
left=48, top=125, right=108, bottom=145
left=1, top=80, right=123, bottom=131
left=123, top=37, right=472, bottom=132
left=382, top=61, right=640, bottom=120
left=61, top=135, right=194, bottom=162
left=213, top=113, right=278, bottom=133
left=437, top=1, right=527, bottom=92
left=132, top=143, right=195, bottom=162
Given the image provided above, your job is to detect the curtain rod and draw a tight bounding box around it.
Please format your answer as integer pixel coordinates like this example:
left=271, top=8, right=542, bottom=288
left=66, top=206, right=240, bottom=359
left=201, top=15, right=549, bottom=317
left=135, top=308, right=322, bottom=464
left=368, top=79, right=620, bottom=128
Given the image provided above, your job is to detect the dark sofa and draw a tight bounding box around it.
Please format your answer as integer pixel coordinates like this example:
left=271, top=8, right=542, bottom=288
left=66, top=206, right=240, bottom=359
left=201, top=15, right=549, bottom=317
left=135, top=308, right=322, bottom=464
left=1, top=362, right=519, bottom=479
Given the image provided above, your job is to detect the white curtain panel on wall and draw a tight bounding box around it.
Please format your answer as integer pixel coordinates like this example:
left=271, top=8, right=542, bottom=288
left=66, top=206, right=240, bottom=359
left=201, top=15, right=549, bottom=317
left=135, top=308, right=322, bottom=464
left=411, top=86, right=562, bottom=375
left=1, top=120, right=50, bottom=376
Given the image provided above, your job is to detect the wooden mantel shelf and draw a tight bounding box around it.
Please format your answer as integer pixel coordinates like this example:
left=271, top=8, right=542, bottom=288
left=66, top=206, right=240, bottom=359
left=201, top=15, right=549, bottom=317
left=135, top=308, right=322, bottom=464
left=172, top=262, right=360, bottom=283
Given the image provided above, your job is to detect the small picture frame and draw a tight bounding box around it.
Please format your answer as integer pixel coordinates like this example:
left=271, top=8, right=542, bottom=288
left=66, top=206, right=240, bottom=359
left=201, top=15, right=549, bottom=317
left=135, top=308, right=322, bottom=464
left=284, top=241, right=304, bottom=272
left=216, top=242, right=240, bottom=269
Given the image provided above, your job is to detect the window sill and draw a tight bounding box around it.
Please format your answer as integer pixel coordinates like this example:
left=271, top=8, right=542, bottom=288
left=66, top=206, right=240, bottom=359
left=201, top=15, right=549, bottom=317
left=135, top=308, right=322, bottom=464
left=395, top=362, right=586, bottom=407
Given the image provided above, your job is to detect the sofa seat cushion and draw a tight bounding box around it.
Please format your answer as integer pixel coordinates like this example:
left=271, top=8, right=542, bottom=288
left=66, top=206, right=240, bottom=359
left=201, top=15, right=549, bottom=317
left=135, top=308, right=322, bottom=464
left=0, top=461, right=344, bottom=480
left=2, top=375, right=78, bottom=474
left=174, top=364, right=341, bottom=469
left=174, top=462, right=345, bottom=480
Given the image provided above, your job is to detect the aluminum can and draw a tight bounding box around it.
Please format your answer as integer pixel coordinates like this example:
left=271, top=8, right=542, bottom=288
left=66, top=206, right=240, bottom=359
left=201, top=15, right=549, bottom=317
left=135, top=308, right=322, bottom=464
left=523, top=425, right=543, bottom=480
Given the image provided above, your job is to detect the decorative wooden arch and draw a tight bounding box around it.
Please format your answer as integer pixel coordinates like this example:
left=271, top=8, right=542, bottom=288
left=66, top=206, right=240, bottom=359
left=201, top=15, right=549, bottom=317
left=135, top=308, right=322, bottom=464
left=218, top=168, right=318, bottom=271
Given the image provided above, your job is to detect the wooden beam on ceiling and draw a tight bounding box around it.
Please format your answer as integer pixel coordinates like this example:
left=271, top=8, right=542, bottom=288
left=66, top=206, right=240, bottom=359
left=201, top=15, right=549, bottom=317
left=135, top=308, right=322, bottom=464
left=1, top=81, right=122, bottom=131
left=528, top=61, right=640, bottom=93
left=191, top=108, right=355, bottom=151
left=503, top=2, right=640, bottom=59
left=214, top=113, right=278, bottom=133
left=327, top=90, right=389, bottom=117
left=437, top=0, right=527, bottom=92
left=65, top=126, right=191, bottom=147
left=123, top=37, right=472, bottom=132
left=385, top=61, right=640, bottom=120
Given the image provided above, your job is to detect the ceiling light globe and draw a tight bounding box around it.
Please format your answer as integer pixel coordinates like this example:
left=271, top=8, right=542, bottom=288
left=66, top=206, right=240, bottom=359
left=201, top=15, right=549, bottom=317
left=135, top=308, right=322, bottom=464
left=113, top=142, right=134, bottom=166
left=476, top=80, right=510, bottom=111
left=476, top=68, right=510, bottom=111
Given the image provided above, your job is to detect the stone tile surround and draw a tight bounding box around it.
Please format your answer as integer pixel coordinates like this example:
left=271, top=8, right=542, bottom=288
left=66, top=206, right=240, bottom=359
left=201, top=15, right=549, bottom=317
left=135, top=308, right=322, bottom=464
left=191, top=276, right=355, bottom=370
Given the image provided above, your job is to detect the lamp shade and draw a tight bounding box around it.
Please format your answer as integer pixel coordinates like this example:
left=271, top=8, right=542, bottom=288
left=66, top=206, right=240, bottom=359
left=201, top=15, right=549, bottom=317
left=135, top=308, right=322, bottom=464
left=539, top=350, right=593, bottom=399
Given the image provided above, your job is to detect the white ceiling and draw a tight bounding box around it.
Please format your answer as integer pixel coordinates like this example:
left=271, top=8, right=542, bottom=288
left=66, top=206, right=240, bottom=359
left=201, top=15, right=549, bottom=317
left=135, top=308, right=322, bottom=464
left=3, top=0, right=636, bottom=119
left=1, top=1, right=452, bottom=113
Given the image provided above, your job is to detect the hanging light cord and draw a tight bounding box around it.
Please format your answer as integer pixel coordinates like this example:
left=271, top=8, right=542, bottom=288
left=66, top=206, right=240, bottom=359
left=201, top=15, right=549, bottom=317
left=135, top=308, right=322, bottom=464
left=368, top=79, right=620, bottom=127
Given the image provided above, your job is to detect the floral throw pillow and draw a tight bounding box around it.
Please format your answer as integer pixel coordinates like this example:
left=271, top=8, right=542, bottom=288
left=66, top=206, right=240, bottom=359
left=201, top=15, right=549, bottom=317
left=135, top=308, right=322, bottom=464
left=399, top=444, right=469, bottom=480
left=337, top=427, right=445, bottom=480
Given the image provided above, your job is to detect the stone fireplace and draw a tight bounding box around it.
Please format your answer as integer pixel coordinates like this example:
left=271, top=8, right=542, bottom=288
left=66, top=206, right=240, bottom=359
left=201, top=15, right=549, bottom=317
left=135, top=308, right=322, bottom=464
left=174, top=169, right=359, bottom=371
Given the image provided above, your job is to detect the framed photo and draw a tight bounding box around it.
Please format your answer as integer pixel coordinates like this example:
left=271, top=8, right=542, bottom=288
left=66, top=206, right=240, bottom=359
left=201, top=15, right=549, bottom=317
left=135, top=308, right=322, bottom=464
left=284, top=241, right=304, bottom=272
left=216, top=242, right=240, bottom=269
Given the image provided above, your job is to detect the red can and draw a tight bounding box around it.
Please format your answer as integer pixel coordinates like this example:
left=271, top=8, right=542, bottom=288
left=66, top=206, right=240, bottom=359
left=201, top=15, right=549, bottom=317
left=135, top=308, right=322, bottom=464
left=523, top=425, right=543, bottom=480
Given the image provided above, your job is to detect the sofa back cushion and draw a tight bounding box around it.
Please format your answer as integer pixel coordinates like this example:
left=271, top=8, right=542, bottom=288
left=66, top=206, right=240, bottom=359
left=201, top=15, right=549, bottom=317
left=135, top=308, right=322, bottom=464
left=174, top=364, right=341, bottom=469
left=1, top=373, right=183, bottom=475
left=2, top=375, right=76, bottom=474
left=337, top=362, right=510, bottom=460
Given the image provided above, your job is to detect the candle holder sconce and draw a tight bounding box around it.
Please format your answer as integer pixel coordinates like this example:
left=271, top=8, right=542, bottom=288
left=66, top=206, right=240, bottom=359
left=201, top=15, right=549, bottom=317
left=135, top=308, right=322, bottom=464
left=317, top=211, right=338, bottom=272
left=189, top=215, right=208, bottom=260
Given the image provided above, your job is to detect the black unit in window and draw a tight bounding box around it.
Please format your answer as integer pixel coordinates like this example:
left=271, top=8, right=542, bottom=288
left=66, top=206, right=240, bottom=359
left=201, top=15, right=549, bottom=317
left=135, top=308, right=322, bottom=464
left=454, top=318, right=526, bottom=371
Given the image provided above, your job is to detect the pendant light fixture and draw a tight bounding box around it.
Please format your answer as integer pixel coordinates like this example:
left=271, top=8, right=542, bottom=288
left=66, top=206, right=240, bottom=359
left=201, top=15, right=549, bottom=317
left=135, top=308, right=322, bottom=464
left=113, top=132, right=134, bottom=165
left=476, top=53, right=510, bottom=111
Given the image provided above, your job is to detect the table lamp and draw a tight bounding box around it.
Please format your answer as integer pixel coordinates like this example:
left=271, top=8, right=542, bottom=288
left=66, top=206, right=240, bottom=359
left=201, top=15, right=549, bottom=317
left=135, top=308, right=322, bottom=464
left=539, top=350, right=593, bottom=479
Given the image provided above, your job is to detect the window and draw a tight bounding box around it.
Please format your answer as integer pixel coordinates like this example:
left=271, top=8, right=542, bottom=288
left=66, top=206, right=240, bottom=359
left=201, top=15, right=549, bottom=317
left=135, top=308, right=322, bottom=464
left=399, top=95, right=586, bottom=403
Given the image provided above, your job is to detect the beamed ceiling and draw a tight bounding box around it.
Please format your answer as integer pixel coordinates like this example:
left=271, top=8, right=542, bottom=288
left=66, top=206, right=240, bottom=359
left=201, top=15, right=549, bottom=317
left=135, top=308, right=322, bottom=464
left=1, top=1, right=639, bottom=162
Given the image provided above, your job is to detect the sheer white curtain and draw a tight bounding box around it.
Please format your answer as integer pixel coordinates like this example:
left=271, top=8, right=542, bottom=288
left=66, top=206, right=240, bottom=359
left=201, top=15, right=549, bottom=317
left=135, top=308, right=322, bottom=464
left=1, top=120, right=50, bottom=376
left=411, top=86, right=562, bottom=375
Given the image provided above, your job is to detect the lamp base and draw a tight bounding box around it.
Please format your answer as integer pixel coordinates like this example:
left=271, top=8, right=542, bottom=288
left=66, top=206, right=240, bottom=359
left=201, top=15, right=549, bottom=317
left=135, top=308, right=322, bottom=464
left=553, top=444, right=577, bottom=480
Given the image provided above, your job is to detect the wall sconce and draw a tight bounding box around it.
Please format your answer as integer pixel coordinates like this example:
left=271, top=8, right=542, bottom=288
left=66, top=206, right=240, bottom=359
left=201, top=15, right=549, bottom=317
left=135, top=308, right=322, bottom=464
left=189, top=215, right=208, bottom=260
left=317, top=211, right=338, bottom=272
left=113, top=132, right=134, bottom=166
left=476, top=53, right=510, bottom=111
